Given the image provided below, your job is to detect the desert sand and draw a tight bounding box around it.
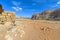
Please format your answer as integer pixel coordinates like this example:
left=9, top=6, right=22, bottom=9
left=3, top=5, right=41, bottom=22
left=0, top=19, right=60, bottom=40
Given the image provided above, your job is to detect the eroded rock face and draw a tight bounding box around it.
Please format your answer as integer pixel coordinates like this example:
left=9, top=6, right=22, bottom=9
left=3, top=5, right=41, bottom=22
left=50, top=9, right=60, bottom=20
left=31, top=13, right=42, bottom=20
left=31, top=9, right=60, bottom=20
left=41, top=10, right=54, bottom=20
left=31, top=10, right=53, bottom=20
left=0, top=4, right=16, bottom=24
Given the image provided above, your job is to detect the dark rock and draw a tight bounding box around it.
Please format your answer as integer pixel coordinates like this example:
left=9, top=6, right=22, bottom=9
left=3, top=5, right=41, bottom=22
left=31, top=13, right=43, bottom=20
left=0, top=4, right=4, bottom=14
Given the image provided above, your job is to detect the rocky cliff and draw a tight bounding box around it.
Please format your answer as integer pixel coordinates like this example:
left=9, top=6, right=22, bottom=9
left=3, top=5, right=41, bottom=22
left=31, top=9, right=60, bottom=20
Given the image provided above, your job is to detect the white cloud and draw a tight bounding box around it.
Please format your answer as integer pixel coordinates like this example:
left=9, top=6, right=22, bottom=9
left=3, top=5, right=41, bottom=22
left=17, top=7, right=23, bottom=10
left=57, top=1, right=60, bottom=4
left=51, top=1, right=60, bottom=8
left=11, top=1, right=22, bottom=11
left=12, top=7, right=18, bottom=11
left=12, top=1, right=21, bottom=6
left=12, top=6, right=23, bottom=11
left=19, top=8, right=23, bottom=10
left=12, top=7, right=16, bottom=9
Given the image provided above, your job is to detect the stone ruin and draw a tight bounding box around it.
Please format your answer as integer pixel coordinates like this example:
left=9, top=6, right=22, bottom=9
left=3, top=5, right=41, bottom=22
left=0, top=4, right=16, bottom=25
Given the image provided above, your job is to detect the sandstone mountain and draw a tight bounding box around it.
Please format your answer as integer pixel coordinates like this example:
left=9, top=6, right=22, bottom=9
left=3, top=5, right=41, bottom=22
left=31, top=13, right=41, bottom=20
left=31, top=9, right=60, bottom=20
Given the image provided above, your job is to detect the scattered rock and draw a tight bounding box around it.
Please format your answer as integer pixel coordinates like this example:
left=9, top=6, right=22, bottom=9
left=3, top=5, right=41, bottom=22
left=5, top=34, right=13, bottom=40
left=40, top=27, right=44, bottom=30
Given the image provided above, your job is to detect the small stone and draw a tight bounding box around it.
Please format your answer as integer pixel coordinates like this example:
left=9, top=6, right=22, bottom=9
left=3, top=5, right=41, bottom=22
left=5, top=35, right=13, bottom=40
left=40, top=27, right=44, bottom=30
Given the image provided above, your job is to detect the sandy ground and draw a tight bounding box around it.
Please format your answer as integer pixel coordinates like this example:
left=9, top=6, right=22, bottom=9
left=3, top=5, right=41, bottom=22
left=0, top=19, right=60, bottom=40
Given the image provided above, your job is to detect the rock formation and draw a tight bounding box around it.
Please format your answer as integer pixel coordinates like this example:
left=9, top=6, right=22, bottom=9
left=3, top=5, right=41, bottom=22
left=41, top=10, right=54, bottom=20
left=31, top=9, right=60, bottom=20
left=0, top=4, right=4, bottom=14
left=0, top=4, right=16, bottom=24
left=31, top=13, right=42, bottom=20
left=50, top=9, right=60, bottom=20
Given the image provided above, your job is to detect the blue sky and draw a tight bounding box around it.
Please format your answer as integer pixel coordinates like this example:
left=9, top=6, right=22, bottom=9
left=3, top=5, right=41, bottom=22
left=0, top=0, right=60, bottom=17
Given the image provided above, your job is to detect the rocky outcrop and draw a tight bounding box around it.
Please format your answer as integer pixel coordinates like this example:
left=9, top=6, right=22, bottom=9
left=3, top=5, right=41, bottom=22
left=31, top=13, right=43, bottom=20
left=0, top=11, right=16, bottom=24
left=0, top=4, right=16, bottom=24
left=31, top=9, right=60, bottom=20
left=0, top=4, right=4, bottom=14
left=41, top=10, right=54, bottom=20
left=50, top=9, right=60, bottom=20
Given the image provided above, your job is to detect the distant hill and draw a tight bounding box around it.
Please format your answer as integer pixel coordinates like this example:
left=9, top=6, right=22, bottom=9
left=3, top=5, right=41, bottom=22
left=31, top=9, right=60, bottom=20
left=16, top=16, right=30, bottom=19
